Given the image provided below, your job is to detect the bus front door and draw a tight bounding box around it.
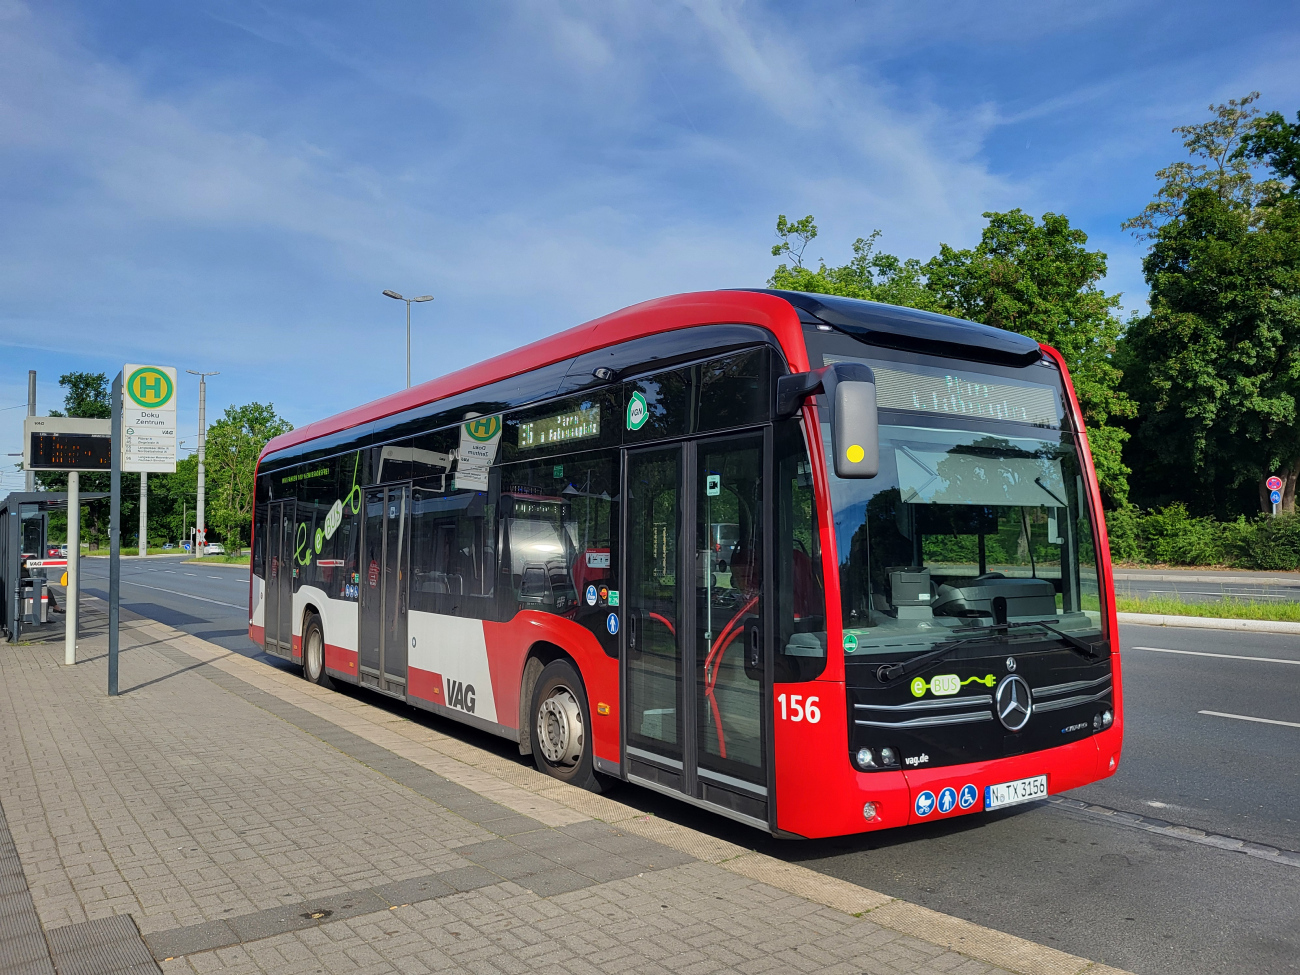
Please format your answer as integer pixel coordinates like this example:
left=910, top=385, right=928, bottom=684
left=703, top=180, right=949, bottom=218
left=264, top=499, right=295, bottom=657
left=624, top=432, right=768, bottom=826
left=359, top=484, right=410, bottom=696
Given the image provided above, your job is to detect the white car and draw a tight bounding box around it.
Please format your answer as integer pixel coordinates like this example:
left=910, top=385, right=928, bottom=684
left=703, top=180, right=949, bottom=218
left=202, top=543, right=226, bottom=556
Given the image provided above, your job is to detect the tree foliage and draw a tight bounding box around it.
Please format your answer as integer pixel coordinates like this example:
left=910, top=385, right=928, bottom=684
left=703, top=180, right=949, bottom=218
left=1121, top=95, right=1300, bottom=516
left=205, top=403, right=292, bottom=552
left=769, top=215, right=943, bottom=311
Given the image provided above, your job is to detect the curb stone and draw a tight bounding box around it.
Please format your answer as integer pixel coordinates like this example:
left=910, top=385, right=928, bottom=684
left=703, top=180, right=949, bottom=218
left=1118, top=611, right=1300, bottom=634
left=93, top=594, right=1135, bottom=975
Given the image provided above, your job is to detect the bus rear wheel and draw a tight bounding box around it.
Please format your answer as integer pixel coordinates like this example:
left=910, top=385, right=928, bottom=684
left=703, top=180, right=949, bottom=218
left=302, top=614, right=333, bottom=689
left=531, top=660, right=600, bottom=791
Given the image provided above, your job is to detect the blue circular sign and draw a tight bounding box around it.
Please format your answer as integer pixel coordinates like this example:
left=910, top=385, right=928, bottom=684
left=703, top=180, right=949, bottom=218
left=958, top=784, right=978, bottom=810
left=914, top=790, right=936, bottom=817
left=606, top=613, right=619, bottom=635
left=1271, top=490, right=1283, bottom=505
left=586, top=584, right=598, bottom=606
left=937, top=787, right=958, bottom=814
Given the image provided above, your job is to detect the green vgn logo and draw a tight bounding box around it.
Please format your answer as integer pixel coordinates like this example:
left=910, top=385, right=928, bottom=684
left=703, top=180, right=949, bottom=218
left=126, top=367, right=174, bottom=408
left=626, top=390, right=649, bottom=431
left=464, top=415, right=501, bottom=442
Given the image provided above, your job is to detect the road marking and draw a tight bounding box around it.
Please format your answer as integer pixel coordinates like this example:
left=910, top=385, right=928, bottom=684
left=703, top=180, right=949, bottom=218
left=207, top=575, right=222, bottom=579
left=1047, top=796, right=1300, bottom=867
left=119, top=580, right=244, bottom=610
left=1199, top=710, right=1300, bottom=730
left=1131, top=646, right=1300, bottom=666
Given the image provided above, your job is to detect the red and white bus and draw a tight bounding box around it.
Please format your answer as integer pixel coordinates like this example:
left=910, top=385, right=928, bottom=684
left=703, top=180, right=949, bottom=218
left=249, top=290, right=1123, bottom=838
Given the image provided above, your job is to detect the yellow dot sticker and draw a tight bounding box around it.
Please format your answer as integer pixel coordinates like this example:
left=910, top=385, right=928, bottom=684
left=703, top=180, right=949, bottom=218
left=847, top=444, right=865, bottom=463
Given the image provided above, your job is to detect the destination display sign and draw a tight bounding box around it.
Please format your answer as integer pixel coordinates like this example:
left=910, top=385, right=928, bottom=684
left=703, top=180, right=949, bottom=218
left=517, top=405, right=600, bottom=449
left=22, top=416, right=113, bottom=471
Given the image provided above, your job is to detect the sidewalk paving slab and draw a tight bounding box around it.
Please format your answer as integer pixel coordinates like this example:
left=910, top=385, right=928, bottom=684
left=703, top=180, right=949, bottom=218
left=0, top=597, right=1134, bottom=975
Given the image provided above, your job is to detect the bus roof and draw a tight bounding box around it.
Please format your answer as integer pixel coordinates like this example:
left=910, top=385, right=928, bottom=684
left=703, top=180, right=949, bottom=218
left=260, top=290, right=808, bottom=461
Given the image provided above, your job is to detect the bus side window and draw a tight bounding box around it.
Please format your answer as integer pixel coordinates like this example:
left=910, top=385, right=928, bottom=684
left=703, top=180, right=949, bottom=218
left=496, top=452, right=620, bottom=652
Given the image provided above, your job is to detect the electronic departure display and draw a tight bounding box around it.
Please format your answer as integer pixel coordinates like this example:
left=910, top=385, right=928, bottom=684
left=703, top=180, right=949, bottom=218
left=28, top=433, right=113, bottom=471
left=517, top=406, right=600, bottom=448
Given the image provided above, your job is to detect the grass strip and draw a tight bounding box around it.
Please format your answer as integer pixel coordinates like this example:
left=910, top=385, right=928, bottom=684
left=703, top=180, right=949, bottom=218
left=1115, top=593, right=1300, bottom=622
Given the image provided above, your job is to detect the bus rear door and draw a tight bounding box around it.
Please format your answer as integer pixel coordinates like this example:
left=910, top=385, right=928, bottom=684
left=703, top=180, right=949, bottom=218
left=264, top=499, right=295, bottom=656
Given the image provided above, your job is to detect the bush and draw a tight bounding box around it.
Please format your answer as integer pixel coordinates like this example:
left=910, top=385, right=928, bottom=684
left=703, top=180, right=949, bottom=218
left=1105, top=505, right=1300, bottom=570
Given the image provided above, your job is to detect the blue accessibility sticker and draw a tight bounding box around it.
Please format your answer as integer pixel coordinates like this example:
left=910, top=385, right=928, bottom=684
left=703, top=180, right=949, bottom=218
left=937, top=787, right=958, bottom=814
left=914, top=790, right=935, bottom=817
left=606, top=613, right=619, bottom=635
left=586, top=584, right=598, bottom=606
left=959, top=783, right=978, bottom=810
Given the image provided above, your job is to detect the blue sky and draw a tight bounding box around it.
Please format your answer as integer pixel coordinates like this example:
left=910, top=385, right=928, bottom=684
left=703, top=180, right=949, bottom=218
left=2, top=0, right=1299, bottom=488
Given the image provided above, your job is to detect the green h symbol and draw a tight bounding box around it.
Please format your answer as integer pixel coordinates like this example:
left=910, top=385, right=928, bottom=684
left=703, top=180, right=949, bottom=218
left=139, top=374, right=161, bottom=400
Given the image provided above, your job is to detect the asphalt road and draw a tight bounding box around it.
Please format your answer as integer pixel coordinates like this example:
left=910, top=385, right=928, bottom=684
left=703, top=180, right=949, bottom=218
left=72, top=556, right=1300, bottom=975
left=1115, top=567, right=1300, bottom=604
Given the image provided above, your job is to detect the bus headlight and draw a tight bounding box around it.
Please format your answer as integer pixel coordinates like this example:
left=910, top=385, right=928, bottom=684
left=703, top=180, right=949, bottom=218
left=1101, top=709, right=1113, bottom=728
left=856, top=747, right=876, bottom=769
left=879, top=747, right=898, bottom=767
left=863, top=801, right=879, bottom=821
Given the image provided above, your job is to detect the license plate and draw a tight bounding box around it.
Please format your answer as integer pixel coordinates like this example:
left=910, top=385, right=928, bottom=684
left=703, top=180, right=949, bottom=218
left=984, top=774, right=1048, bottom=811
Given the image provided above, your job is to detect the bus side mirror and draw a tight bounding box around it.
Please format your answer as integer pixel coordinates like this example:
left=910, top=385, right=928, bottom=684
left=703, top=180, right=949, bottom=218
left=775, top=362, right=879, bottom=478
left=831, top=377, right=879, bottom=478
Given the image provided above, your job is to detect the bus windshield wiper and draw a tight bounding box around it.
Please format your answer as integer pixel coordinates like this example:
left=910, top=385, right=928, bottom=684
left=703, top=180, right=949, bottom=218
left=998, top=619, right=1101, bottom=659
left=875, top=618, right=1100, bottom=684
left=875, top=630, right=1006, bottom=684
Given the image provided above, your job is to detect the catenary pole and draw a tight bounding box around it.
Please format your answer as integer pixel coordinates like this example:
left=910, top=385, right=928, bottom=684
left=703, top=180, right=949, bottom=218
left=65, top=471, right=79, bottom=666
left=25, top=370, right=35, bottom=491
left=187, top=370, right=218, bottom=552
left=139, top=471, right=147, bottom=557
left=108, top=372, right=122, bottom=696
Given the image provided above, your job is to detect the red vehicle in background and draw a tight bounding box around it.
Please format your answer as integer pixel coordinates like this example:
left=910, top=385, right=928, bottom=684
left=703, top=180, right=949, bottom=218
left=249, top=289, right=1122, bottom=838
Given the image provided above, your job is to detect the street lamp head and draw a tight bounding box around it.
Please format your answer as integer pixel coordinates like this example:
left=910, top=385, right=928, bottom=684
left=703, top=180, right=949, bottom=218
left=383, top=290, right=404, bottom=300
left=413, top=295, right=434, bottom=302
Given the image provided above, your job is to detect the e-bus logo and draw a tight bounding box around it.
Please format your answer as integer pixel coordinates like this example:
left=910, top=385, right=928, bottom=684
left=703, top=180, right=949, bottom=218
left=627, top=390, right=649, bottom=431
left=126, top=367, right=174, bottom=408
left=464, top=416, right=501, bottom=442
left=446, top=679, right=476, bottom=714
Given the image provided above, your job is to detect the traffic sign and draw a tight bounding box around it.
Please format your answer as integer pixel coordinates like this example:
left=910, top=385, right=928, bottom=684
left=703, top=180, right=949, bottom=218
left=1267, top=475, right=1283, bottom=492
left=121, top=364, right=177, bottom=473
left=1271, top=490, right=1282, bottom=505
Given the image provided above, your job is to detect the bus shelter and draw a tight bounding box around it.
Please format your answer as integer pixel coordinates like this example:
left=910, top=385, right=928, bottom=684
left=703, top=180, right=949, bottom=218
left=1, top=491, right=106, bottom=644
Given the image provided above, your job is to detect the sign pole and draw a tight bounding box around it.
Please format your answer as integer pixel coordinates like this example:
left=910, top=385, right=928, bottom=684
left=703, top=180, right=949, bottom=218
left=65, top=471, right=79, bottom=666
left=109, top=372, right=122, bottom=696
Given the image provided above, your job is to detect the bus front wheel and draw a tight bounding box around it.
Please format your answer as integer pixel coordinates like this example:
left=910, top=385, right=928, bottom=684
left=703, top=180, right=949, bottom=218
left=531, top=660, right=600, bottom=791
left=303, top=614, right=333, bottom=689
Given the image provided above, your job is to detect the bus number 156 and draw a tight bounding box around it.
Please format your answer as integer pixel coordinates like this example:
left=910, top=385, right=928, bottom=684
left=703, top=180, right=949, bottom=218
left=778, top=694, right=820, bottom=723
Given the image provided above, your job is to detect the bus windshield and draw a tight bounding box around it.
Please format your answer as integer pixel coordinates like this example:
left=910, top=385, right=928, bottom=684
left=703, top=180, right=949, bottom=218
left=820, top=362, right=1104, bottom=658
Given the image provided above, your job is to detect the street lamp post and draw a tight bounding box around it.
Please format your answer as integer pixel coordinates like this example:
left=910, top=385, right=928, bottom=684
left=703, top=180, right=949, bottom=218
left=383, top=290, right=434, bottom=388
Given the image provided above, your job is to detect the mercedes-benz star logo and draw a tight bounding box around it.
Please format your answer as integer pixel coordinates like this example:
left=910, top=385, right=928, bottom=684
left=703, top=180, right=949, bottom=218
left=994, top=674, right=1033, bottom=732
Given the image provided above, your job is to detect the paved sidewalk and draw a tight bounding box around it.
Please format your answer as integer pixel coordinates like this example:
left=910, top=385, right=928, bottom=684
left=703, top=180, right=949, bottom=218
left=0, top=600, right=1131, bottom=975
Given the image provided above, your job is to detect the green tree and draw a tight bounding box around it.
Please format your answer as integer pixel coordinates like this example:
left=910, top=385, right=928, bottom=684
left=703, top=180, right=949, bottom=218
left=768, top=215, right=944, bottom=311
left=1121, top=95, right=1300, bottom=515
left=1123, top=92, right=1277, bottom=237
left=205, top=403, right=292, bottom=552
left=923, top=210, right=1135, bottom=505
